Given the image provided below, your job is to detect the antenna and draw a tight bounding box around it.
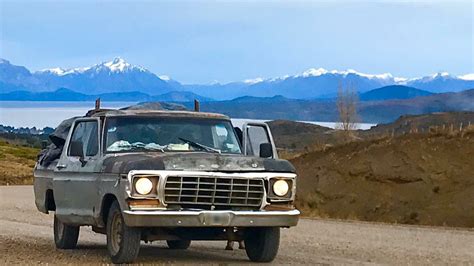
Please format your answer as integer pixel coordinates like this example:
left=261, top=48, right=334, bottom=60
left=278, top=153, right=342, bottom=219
left=95, top=98, right=101, bottom=110
left=194, top=99, right=200, bottom=112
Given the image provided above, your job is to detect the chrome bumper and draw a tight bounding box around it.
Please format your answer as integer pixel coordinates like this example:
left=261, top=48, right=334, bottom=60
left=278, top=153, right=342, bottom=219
left=122, top=209, right=300, bottom=227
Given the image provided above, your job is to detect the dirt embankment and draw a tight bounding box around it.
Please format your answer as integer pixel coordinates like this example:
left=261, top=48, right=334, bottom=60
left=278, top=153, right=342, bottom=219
left=291, top=130, right=474, bottom=227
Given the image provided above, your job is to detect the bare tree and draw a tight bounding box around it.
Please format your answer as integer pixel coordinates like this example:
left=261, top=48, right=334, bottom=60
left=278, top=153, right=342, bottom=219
left=336, top=82, right=359, bottom=133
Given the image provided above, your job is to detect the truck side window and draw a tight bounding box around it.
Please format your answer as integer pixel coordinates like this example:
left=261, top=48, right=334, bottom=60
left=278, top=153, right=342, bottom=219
left=246, top=125, right=270, bottom=156
left=68, top=121, right=99, bottom=157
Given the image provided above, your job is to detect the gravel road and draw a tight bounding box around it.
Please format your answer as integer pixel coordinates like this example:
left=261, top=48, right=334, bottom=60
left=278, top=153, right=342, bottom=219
left=1, top=185, right=474, bottom=264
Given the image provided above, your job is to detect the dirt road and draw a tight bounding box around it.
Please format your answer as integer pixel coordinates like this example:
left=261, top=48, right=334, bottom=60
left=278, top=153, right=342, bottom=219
left=1, top=186, right=474, bottom=264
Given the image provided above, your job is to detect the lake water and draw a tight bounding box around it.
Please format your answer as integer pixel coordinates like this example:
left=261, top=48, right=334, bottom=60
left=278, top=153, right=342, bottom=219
left=0, top=101, right=137, bottom=128
left=0, top=101, right=376, bottom=130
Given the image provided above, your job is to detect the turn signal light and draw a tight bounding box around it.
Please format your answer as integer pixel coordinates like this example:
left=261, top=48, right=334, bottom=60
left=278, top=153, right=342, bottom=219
left=128, top=199, right=161, bottom=209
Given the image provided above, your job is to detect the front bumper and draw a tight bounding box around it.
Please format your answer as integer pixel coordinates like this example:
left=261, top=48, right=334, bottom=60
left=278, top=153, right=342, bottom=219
left=123, top=209, right=300, bottom=227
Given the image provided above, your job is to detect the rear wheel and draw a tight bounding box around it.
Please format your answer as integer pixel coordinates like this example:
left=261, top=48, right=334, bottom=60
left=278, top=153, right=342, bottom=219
left=167, top=240, right=191, bottom=249
left=244, top=227, right=280, bottom=262
left=53, top=214, right=79, bottom=249
left=106, top=201, right=141, bottom=264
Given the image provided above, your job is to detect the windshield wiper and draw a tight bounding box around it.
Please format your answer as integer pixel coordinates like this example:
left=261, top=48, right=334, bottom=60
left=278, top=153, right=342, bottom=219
left=178, top=137, right=221, bottom=154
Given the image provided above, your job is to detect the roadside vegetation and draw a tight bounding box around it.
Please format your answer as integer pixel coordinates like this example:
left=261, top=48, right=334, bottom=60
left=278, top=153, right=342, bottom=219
left=0, top=139, right=39, bottom=185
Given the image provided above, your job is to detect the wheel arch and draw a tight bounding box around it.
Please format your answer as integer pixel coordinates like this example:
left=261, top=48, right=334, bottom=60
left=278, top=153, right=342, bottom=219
left=100, top=194, right=119, bottom=227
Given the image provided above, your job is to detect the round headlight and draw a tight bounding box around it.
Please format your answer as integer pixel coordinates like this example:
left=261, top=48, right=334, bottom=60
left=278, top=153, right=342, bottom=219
left=273, top=180, right=289, bottom=197
left=135, top=177, right=153, bottom=195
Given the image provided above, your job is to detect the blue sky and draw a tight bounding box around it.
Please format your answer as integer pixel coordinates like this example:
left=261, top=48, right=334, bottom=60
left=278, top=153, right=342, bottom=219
left=0, top=0, right=472, bottom=84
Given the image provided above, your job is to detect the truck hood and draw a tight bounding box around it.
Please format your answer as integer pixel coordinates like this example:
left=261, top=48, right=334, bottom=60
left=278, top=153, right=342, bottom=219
left=102, top=152, right=295, bottom=174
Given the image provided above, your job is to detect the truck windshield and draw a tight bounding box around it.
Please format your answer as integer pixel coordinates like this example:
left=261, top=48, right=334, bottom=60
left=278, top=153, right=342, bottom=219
left=104, top=116, right=242, bottom=154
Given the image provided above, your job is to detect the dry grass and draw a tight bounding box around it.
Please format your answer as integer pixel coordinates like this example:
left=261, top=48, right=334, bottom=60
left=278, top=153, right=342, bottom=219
left=0, top=140, right=39, bottom=185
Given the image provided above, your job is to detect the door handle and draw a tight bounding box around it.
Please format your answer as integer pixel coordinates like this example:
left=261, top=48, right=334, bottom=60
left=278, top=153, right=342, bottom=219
left=56, top=164, right=67, bottom=170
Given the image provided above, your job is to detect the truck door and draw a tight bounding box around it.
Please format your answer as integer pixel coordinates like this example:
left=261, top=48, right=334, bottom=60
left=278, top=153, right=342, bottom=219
left=242, top=122, right=278, bottom=159
left=53, top=118, right=101, bottom=225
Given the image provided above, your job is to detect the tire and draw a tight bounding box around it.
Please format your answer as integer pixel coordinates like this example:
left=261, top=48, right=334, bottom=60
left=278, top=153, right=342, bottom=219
left=54, top=214, right=79, bottom=249
left=167, top=240, right=191, bottom=250
left=244, top=227, right=280, bottom=262
left=106, top=201, right=141, bottom=264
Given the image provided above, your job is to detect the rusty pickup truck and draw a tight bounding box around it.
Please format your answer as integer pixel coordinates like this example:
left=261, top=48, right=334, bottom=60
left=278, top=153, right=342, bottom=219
left=34, top=108, right=299, bottom=263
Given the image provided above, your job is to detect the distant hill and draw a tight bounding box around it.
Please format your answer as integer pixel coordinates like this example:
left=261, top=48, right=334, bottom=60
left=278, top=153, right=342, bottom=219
left=190, top=89, right=474, bottom=124
left=0, top=88, right=92, bottom=101
left=359, top=89, right=474, bottom=123
left=360, top=85, right=433, bottom=101
left=152, top=91, right=212, bottom=102
left=231, top=95, right=291, bottom=103
left=4, top=87, right=473, bottom=124
left=0, top=88, right=212, bottom=102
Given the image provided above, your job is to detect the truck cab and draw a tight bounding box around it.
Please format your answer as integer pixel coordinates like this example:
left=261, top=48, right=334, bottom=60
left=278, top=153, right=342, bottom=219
left=34, top=109, right=299, bottom=263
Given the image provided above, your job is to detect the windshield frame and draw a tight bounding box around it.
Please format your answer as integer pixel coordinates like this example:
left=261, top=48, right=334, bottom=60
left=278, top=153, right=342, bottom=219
left=102, top=115, right=243, bottom=155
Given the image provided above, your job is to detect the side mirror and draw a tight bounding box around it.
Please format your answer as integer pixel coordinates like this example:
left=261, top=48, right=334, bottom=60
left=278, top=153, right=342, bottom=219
left=69, top=140, right=84, bottom=158
left=259, top=143, right=273, bottom=158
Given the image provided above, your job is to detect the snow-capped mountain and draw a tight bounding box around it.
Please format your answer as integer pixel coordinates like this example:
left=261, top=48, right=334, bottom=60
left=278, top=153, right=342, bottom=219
left=0, top=58, right=41, bottom=92
left=246, top=68, right=399, bottom=98
left=234, top=68, right=474, bottom=98
left=33, top=57, right=175, bottom=94
left=37, top=57, right=148, bottom=76
left=405, top=72, right=474, bottom=93
left=0, top=59, right=33, bottom=83
left=183, top=68, right=409, bottom=99
left=194, top=68, right=473, bottom=99
left=1, top=57, right=473, bottom=99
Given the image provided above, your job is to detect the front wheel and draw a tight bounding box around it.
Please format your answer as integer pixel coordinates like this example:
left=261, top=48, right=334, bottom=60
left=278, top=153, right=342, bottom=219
left=244, top=227, right=280, bottom=262
left=54, top=214, right=79, bottom=249
left=106, top=201, right=141, bottom=264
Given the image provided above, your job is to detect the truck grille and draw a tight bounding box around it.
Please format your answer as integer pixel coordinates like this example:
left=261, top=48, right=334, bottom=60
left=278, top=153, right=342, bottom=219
left=164, top=176, right=265, bottom=210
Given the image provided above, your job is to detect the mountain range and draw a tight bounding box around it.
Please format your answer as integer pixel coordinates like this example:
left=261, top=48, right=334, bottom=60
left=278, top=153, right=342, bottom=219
left=0, top=58, right=176, bottom=95
left=1, top=57, right=473, bottom=100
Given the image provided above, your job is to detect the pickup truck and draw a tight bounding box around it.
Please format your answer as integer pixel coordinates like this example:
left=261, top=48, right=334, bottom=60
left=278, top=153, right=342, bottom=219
left=34, top=108, right=299, bottom=263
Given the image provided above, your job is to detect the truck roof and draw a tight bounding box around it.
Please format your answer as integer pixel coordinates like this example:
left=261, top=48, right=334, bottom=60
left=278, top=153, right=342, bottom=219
left=87, top=109, right=230, bottom=120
